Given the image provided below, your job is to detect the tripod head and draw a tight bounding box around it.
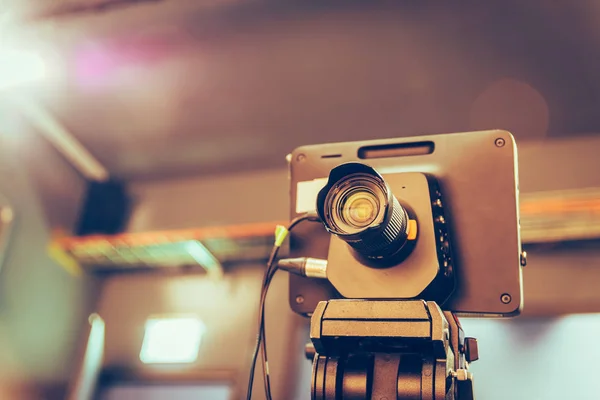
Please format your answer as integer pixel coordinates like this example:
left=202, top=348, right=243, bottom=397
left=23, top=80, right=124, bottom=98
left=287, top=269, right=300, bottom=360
left=307, top=299, right=478, bottom=400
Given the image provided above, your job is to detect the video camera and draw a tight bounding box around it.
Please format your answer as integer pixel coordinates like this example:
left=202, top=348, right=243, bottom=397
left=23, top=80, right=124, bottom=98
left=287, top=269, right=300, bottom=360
left=284, top=130, right=525, bottom=400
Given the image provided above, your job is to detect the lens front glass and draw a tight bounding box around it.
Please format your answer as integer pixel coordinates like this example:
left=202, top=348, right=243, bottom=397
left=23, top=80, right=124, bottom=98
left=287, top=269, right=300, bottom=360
left=326, top=173, right=387, bottom=234
left=341, top=190, right=379, bottom=228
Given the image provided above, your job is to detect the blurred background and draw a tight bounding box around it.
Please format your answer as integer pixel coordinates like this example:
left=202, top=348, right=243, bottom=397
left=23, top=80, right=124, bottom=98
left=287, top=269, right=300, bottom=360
left=1, top=1, right=600, bottom=399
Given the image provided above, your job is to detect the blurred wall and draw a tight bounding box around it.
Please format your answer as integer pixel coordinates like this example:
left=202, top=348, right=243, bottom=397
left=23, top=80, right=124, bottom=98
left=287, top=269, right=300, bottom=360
left=517, top=135, right=600, bottom=315
left=96, top=267, right=304, bottom=400
left=99, top=168, right=303, bottom=400
left=0, top=124, right=97, bottom=398
left=461, top=315, right=600, bottom=400
left=128, top=168, right=289, bottom=231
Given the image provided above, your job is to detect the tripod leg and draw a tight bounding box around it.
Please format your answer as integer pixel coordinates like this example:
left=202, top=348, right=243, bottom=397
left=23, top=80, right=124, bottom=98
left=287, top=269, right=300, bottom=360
left=312, top=355, right=340, bottom=400
left=455, top=373, right=475, bottom=400
left=371, top=354, right=401, bottom=400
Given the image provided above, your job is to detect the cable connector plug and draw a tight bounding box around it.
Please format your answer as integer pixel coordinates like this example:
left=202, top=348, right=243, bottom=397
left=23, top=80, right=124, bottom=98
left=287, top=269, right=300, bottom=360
left=277, top=257, right=328, bottom=279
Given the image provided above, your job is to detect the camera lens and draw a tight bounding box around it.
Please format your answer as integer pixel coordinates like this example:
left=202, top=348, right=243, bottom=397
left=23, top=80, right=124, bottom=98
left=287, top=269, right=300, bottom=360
left=317, top=163, right=410, bottom=259
left=330, top=175, right=385, bottom=233
left=342, top=191, right=379, bottom=227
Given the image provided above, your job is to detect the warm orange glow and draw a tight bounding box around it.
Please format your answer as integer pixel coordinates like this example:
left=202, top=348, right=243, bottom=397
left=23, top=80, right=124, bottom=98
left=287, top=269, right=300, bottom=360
left=55, top=221, right=284, bottom=248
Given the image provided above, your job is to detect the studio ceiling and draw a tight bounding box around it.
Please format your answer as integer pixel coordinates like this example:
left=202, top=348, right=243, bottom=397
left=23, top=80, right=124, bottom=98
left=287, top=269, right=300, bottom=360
left=2, top=1, right=600, bottom=180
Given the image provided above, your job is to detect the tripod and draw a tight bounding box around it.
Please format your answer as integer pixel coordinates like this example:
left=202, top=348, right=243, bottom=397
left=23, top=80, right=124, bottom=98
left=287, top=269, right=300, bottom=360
left=306, top=299, right=478, bottom=400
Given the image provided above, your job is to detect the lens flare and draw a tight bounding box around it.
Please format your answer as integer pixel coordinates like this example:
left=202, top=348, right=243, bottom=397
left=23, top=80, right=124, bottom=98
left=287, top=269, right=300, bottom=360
left=0, top=48, right=47, bottom=91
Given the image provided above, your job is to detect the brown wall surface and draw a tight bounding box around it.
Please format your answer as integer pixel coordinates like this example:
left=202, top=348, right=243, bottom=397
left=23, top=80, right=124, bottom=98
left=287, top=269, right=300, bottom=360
left=96, top=267, right=305, bottom=400
left=0, top=125, right=97, bottom=399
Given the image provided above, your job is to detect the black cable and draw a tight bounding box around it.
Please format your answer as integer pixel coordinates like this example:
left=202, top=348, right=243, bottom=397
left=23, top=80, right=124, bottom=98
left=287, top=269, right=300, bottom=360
left=260, top=258, right=278, bottom=400
left=246, top=212, right=319, bottom=400
left=246, top=248, right=278, bottom=400
left=289, top=212, right=321, bottom=230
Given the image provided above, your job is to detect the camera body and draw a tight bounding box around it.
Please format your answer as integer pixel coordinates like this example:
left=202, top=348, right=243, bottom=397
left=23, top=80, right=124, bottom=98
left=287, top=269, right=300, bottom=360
left=324, top=168, right=455, bottom=303
left=288, top=130, right=523, bottom=317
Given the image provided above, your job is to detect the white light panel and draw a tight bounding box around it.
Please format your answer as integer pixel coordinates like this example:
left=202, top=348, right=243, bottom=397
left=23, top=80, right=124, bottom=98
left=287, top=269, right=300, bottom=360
left=140, top=316, right=205, bottom=364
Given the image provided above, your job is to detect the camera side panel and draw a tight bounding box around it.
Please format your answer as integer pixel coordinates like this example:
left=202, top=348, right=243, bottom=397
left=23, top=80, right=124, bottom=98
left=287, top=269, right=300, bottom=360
left=289, top=130, right=522, bottom=317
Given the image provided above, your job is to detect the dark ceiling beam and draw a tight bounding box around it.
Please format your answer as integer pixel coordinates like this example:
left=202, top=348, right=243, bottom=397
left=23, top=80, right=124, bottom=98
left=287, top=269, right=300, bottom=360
left=30, top=0, right=164, bottom=21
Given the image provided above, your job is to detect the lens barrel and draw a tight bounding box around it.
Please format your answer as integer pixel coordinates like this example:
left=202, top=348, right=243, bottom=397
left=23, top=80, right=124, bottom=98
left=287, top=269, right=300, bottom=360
left=316, top=163, right=410, bottom=259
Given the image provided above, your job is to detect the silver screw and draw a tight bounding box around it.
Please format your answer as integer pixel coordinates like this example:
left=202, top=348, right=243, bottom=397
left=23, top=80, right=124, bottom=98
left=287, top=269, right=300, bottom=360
left=495, top=138, right=506, bottom=147
left=296, top=154, right=306, bottom=162
left=296, top=295, right=305, bottom=304
left=501, top=293, right=512, bottom=304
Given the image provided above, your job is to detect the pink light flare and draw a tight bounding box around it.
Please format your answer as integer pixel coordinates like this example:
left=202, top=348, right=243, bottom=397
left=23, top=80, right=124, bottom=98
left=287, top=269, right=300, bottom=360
left=73, top=34, right=182, bottom=89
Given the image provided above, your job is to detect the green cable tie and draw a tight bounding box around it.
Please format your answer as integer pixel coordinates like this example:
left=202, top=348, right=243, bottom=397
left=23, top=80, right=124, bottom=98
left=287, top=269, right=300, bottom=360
left=274, top=225, right=289, bottom=247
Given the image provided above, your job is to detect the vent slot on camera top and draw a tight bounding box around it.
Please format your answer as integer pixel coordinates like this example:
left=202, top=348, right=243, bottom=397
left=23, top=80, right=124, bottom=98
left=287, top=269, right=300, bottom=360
left=358, top=141, right=435, bottom=159
left=321, top=154, right=342, bottom=159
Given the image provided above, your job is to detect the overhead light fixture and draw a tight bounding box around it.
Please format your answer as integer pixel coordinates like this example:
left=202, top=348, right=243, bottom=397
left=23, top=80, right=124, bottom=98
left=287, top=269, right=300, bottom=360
left=0, top=194, right=14, bottom=273
left=0, top=47, right=47, bottom=91
left=140, top=316, right=205, bottom=364
left=0, top=14, right=59, bottom=93
left=33, top=0, right=164, bottom=20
